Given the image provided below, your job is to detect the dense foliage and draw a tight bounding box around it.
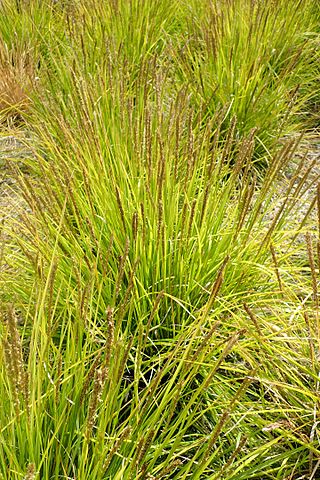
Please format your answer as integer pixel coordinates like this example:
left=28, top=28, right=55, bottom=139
left=0, top=1, right=319, bottom=478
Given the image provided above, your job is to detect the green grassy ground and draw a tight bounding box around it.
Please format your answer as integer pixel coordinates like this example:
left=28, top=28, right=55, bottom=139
left=0, top=1, right=320, bottom=478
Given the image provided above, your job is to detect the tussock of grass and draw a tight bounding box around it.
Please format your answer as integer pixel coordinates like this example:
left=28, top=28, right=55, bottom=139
left=0, top=43, right=35, bottom=124
left=0, top=0, right=320, bottom=479
left=173, top=0, right=319, bottom=160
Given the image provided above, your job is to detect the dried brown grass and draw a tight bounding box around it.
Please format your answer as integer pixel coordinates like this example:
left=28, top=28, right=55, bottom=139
left=0, top=43, right=35, bottom=123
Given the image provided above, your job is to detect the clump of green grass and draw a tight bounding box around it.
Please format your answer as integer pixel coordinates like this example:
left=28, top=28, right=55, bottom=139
left=172, top=0, right=319, bottom=162
left=1, top=229, right=320, bottom=478
left=0, top=1, right=320, bottom=479
left=9, top=54, right=309, bottom=332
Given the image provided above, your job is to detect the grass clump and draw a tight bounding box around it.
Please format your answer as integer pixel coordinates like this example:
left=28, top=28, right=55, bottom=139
left=0, top=43, right=35, bottom=124
left=172, top=0, right=319, bottom=161
left=0, top=0, right=320, bottom=479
